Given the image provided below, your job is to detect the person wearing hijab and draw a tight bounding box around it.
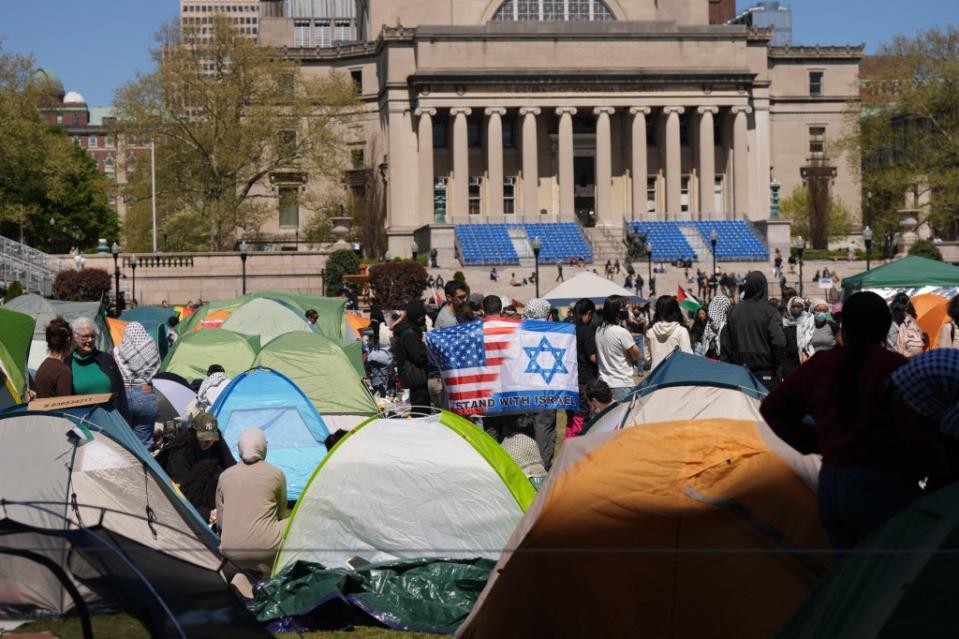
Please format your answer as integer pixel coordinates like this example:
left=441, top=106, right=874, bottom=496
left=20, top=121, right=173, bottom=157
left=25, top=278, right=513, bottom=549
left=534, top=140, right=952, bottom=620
left=720, top=271, right=786, bottom=390
left=780, top=296, right=812, bottom=379
left=700, top=295, right=731, bottom=360
left=216, top=428, right=288, bottom=576
left=114, top=321, right=161, bottom=447
left=808, top=298, right=841, bottom=354
left=761, top=292, right=943, bottom=551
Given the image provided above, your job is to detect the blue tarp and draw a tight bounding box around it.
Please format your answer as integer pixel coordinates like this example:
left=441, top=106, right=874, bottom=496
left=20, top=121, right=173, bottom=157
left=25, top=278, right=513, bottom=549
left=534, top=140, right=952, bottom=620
left=635, top=351, right=768, bottom=400
left=213, top=368, right=330, bottom=500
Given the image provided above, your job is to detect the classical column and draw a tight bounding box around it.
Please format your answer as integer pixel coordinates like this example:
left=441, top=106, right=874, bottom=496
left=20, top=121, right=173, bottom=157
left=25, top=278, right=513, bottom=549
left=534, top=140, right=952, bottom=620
left=519, top=107, right=541, bottom=214
left=732, top=106, right=752, bottom=217
left=594, top=107, right=615, bottom=222
left=555, top=107, right=577, bottom=215
left=629, top=107, right=651, bottom=219
left=415, top=107, right=437, bottom=224
left=450, top=107, right=472, bottom=217
left=697, top=106, right=718, bottom=217
left=485, top=108, right=506, bottom=214
left=663, top=106, right=685, bottom=215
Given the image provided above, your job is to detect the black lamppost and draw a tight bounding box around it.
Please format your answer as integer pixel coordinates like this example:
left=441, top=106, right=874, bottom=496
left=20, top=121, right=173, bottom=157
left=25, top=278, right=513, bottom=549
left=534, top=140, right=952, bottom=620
left=864, top=226, right=874, bottom=271
left=111, top=242, right=121, bottom=315
left=532, top=237, right=542, bottom=298
left=709, top=228, right=718, bottom=277
left=239, top=240, right=249, bottom=295
left=795, top=236, right=806, bottom=298
left=129, top=254, right=138, bottom=305
left=647, top=241, right=655, bottom=297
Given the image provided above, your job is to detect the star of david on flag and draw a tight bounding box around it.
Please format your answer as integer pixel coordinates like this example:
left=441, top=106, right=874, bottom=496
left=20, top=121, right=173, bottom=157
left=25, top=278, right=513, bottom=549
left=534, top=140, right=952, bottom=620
left=426, top=318, right=579, bottom=416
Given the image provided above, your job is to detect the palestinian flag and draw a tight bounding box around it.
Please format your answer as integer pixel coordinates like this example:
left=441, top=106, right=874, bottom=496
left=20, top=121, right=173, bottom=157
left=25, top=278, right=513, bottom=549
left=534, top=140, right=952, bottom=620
left=677, top=286, right=702, bottom=314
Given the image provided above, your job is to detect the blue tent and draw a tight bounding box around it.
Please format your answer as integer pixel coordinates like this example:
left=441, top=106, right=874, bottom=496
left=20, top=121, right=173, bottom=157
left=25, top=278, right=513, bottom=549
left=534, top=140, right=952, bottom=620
left=635, top=351, right=768, bottom=400
left=212, top=368, right=330, bottom=499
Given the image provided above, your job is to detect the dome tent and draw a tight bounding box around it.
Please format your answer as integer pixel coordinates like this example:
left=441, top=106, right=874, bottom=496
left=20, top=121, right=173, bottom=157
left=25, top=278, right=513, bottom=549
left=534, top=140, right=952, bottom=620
left=274, top=411, right=537, bottom=574
left=0, top=307, right=35, bottom=407
left=220, top=297, right=316, bottom=346
left=160, top=329, right=260, bottom=381
left=5, top=294, right=113, bottom=370
left=212, top=367, right=330, bottom=500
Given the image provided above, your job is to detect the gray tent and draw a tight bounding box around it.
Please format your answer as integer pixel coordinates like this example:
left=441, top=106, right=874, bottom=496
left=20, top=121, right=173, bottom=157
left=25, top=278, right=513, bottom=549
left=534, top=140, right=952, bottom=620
left=4, top=294, right=113, bottom=369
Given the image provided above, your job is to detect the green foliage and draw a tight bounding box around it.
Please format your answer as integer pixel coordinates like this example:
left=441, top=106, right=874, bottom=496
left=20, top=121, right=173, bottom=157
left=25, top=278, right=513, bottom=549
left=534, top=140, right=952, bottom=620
left=908, top=239, right=944, bottom=261
left=781, top=185, right=853, bottom=248
left=3, top=280, right=23, bottom=302
left=324, top=249, right=360, bottom=297
left=451, top=271, right=470, bottom=296
left=368, top=261, right=428, bottom=309
left=53, top=268, right=112, bottom=301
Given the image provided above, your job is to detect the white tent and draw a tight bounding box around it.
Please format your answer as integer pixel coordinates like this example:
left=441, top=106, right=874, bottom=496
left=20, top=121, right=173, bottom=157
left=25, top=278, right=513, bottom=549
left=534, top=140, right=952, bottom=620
left=542, top=271, right=644, bottom=306
left=274, top=411, right=536, bottom=574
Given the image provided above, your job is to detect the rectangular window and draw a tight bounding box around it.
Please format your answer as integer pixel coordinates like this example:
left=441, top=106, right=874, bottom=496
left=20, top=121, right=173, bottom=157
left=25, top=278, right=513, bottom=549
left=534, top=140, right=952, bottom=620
left=680, top=114, right=689, bottom=147
left=315, top=20, right=331, bottom=47
left=351, top=148, right=364, bottom=168
left=467, top=117, right=481, bottom=148
left=713, top=121, right=723, bottom=147
left=105, top=136, right=114, bottom=147
left=809, top=126, right=826, bottom=155
left=278, top=187, right=299, bottom=228
left=504, top=176, right=516, bottom=214
left=517, top=0, right=537, bottom=20
left=714, top=175, right=724, bottom=213
left=680, top=176, right=690, bottom=213
left=88, top=135, right=98, bottom=148
left=433, top=178, right=448, bottom=222
left=350, top=70, right=362, bottom=95
left=646, top=176, right=657, bottom=213
left=334, top=20, right=351, bottom=42
left=293, top=20, right=310, bottom=46
left=468, top=176, right=482, bottom=214
left=809, top=71, right=823, bottom=96
left=72, top=113, right=80, bottom=126
left=502, top=117, right=515, bottom=148
left=543, top=0, right=563, bottom=20
left=646, top=121, right=656, bottom=147
left=56, top=113, right=63, bottom=125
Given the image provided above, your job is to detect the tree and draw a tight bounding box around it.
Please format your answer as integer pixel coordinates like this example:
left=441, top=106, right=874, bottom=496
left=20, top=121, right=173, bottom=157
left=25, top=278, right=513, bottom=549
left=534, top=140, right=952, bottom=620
left=908, top=239, right=944, bottom=261
left=3, top=281, right=23, bottom=303
left=368, top=261, right=428, bottom=309
left=0, top=47, right=117, bottom=252
left=114, top=17, right=359, bottom=251
left=324, top=249, right=360, bottom=297
left=53, top=268, right=112, bottom=301
left=780, top=184, right=852, bottom=247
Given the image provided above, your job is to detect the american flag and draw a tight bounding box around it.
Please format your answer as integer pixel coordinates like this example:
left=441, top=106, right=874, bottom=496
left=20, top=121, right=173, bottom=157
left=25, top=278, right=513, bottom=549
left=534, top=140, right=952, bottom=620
left=426, top=318, right=520, bottom=416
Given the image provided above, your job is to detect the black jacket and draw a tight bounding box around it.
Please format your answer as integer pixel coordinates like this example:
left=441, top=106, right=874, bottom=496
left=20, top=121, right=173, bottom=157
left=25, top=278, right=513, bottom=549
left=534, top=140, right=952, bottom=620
left=66, top=350, right=131, bottom=424
left=393, top=320, right=428, bottom=390
left=720, top=272, right=786, bottom=373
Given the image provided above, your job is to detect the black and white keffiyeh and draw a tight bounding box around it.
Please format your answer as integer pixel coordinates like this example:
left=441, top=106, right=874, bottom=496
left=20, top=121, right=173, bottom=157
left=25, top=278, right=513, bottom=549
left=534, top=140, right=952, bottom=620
left=115, top=321, right=160, bottom=384
left=891, top=349, right=959, bottom=436
left=700, top=295, right=731, bottom=357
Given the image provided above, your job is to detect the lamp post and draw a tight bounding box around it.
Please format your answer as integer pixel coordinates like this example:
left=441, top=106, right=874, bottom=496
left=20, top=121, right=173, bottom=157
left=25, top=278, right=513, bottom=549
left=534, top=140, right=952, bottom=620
left=795, top=236, right=806, bottom=298
left=647, top=241, right=655, bottom=297
left=863, top=226, right=874, bottom=271
left=129, top=254, right=138, bottom=305
left=239, top=241, right=249, bottom=295
left=411, top=240, right=419, bottom=261
left=532, top=237, right=542, bottom=298
left=709, top=228, right=718, bottom=278
left=111, top=242, right=121, bottom=315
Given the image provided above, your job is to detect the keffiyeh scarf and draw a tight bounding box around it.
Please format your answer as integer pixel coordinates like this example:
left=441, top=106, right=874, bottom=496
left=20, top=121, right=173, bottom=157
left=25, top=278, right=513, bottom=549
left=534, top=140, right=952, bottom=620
left=197, top=371, right=228, bottom=411
left=700, top=295, right=731, bottom=357
left=115, top=321, right=160, bottom=384
left=891, top=349, right=959, bottom=436
left=782, top=296, right=815, bottom=357
left=523, top=298, right=551, bottom=321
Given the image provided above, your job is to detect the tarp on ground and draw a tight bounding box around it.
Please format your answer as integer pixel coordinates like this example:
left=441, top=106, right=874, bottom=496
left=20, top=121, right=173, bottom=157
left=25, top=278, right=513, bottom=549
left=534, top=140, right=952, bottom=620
left=841, top=255, right=959, bottom=298
left=542, top=271, right=646, bottom=307
left=458, top=419, right=833, bottom=639
left=0, top=307, right=35, bottom=405
left=250, top=558, right=494, bottom=635
left=212, top=367, right=330, bottom=500
left=778, top=480, right=959, bottom=638
left=255, top=332, right=376, bottom=416
left=160, top=329, right=259, bottom=382
left=5, top=294, right=113, bottom=370
left=220, top=297, right=315, bottom=346
left=179, top=292, right=345, bottom=341
left=275, top=412, right=536, bottom=573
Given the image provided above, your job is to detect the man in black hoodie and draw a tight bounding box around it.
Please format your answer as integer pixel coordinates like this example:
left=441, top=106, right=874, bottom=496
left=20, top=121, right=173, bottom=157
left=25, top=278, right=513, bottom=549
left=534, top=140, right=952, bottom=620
left=720, top=271, right=787, bottom=390
left=393, top=301, right=431, bottom=407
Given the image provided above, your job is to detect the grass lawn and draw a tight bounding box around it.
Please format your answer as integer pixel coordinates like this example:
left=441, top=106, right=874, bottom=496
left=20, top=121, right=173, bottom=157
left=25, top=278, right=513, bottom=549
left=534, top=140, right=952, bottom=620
left=18, top=614, right=443, bottom=638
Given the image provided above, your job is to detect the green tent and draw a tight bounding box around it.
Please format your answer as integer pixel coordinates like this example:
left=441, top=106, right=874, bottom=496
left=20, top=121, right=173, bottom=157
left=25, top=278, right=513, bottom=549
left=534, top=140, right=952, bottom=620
left=0, top=307, right=35, bottom=406
left=841, top=255, right=959, bottom=297
left=160, top=329, right=260, bottom=382
left=778, top=482, right=959, bottom=638
left=5, top=294, right=113, bottom=370
left=336, top=338, right=365, bottom=378
left=255, top=332, right=376, bottom=416
left=220, top=297, right=315, bottom=346
left=179, top=292, right=345, bottom=341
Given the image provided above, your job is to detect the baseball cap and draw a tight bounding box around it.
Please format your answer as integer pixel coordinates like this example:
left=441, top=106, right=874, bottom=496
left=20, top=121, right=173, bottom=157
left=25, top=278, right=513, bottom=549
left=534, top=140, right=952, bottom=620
left=468, top=292, right=485, bottom=309
left=191, top=412, right=220, bottom=442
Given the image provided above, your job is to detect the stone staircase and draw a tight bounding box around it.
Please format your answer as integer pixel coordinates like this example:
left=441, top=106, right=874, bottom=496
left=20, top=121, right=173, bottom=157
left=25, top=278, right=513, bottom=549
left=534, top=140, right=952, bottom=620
left=678, top=225, right=713, bottom=263
left=0, top=235, right=59, bottom=296
left=508, top=226, right=536, bottom=267
left=584, top=225, right=624, bottom=263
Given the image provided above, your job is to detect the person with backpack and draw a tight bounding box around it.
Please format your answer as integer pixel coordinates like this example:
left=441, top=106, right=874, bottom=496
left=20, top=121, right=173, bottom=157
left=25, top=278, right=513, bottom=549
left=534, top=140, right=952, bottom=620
left=938, top=294, right=959, bottom=349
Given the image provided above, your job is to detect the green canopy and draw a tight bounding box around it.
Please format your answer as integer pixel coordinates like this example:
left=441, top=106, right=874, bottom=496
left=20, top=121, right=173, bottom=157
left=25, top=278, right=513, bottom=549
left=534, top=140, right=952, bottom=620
left=0, top=307, right=35, bottom=404
left=841, top=256, right=959, bottom=297
left=178, top=292, right=345, bottom=341
left=255, top=332, right=376, bottom=416
left=778, top=482, right=959, bottom=638
left=160, top=329, right=260, bottom=382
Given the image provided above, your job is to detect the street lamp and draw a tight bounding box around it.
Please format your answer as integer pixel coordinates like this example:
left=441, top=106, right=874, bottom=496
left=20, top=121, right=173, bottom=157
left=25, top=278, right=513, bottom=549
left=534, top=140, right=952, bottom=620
left=411, top=240, right=419, bottom=261
left=111, top=242, right=121, bottom=315
left=709, top=228, right=718, bottom=278
left=532, top=237, right=542, bottom=298
left=863, top=226, right=874, bottom=271
left=647, top=241, right=655, bottom=297
left=239, top=241, right=249, bottom=295
left=795, top=236, right=806, bottom=298
left=129, top=254, right=138, bottom=305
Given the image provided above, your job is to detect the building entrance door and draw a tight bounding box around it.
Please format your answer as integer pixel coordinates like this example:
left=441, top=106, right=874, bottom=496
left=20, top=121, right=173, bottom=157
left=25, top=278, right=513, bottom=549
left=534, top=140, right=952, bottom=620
left=574, top=156, right=595, bottom=226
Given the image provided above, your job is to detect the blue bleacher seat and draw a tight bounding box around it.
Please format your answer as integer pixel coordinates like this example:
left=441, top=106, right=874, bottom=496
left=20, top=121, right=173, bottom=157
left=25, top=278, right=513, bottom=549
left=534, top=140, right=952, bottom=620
left=456, top=222, right=592, bottom=266
left=690, top=221, right=768, bottom=261
left=629, top=222, right=697, bottom=262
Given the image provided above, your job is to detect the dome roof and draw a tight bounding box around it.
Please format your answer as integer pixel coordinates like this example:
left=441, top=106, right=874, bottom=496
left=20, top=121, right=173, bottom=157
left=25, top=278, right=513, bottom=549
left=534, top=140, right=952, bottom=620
left=63, top=91, right=86, bottom=104
left=31, top=68, right=65, bottom=100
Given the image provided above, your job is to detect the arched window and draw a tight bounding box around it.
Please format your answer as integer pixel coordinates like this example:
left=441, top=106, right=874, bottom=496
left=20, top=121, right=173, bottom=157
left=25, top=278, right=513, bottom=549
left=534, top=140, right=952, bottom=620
left=492, top=0, right=614, bottom=21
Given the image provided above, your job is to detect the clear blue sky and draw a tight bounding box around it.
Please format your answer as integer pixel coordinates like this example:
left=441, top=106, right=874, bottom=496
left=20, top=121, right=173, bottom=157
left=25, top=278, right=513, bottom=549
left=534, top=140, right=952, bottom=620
left=1, top=0, right=957, bottom=106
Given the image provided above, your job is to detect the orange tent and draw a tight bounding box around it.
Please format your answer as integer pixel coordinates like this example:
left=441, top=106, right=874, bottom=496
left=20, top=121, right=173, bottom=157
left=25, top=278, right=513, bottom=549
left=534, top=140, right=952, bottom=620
left=912, top=293, right=950, bottom=349
left=195, top=309, right=232, bottom=331
left=344, top=313, right=370, bottom=337
left=458, top=419, right=832, bottom=639
left=106, top=318, right=128, bottom=349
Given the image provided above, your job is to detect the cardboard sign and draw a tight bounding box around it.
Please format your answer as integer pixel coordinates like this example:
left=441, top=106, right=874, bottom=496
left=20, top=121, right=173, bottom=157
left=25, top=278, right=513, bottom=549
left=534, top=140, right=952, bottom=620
left=28, top=393, right=113, bottom=412
left=819, top=278, right=833, bottom=290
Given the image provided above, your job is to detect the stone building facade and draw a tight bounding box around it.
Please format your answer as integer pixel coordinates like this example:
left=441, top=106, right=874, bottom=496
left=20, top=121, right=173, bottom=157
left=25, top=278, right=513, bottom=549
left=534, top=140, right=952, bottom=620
left=256, top=0, right=862, bottom=261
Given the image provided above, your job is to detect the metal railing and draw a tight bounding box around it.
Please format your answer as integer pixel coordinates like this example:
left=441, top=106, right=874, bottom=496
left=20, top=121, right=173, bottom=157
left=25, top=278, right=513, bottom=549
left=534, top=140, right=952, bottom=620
left=0, top=235, right=59, bottom=296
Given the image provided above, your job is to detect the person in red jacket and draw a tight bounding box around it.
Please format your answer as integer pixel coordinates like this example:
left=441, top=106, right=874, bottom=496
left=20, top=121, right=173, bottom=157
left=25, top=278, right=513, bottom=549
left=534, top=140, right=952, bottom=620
left=760, top=291, right=945, bottom=551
